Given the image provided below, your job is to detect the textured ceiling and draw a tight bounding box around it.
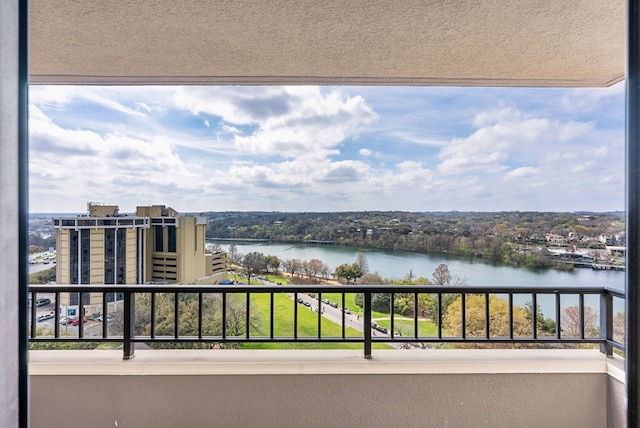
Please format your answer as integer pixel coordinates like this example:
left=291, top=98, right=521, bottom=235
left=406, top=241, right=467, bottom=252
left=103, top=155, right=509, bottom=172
left=29, top=0, right=625, bottom=87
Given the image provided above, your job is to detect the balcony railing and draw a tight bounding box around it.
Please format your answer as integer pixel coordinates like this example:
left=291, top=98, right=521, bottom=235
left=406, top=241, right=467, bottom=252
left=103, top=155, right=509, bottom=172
left=27, top=284, right=625, bottom=360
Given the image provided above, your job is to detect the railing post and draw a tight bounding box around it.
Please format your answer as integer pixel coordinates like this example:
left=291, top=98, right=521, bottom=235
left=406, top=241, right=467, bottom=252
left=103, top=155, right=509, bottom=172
left=123, top=290, right=135, bottom=360
left=600, top=292, right=613, bottom=357
left=363, top=291, right=372, bottom=359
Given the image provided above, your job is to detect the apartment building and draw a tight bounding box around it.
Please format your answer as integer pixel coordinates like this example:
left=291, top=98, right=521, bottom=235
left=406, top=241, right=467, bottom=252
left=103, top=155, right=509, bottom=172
left=52, top=203, right=226, bottom=306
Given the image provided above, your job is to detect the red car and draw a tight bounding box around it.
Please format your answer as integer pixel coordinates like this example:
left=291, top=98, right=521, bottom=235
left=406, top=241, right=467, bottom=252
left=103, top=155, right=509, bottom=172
left=72, top=317, right=88, bottom=326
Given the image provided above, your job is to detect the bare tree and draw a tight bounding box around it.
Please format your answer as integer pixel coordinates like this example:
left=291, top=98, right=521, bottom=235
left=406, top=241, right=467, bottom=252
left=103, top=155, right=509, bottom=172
left=290, top=259, right=302, bottom=277
left=225, top=294, right=261, bottom=337
left=228, top=243, right=240, bottom=265
left=356, top=273, right=384, bottom=285
left=432, top=263, right=467, bottom=286
left=432, top=263, right=451, bottom=285
left=561, top=305, right=599, bottom=337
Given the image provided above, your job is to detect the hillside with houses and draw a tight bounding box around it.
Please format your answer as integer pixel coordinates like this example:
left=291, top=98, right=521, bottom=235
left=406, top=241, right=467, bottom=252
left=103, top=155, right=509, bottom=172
left=205, top=211, right=626, bottom=270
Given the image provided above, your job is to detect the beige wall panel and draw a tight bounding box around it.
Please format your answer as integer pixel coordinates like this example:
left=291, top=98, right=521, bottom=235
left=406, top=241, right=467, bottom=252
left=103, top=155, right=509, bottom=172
left=177, top=219, right=196, bottom=283
left=90, top=229, right=104, bottom=284
left=56, top=230, right=70, bottom=284
left=30, top=371, right=609, bottom=428
left=142, top=228, right=154, bottom=283
left=125, top=229, right=137, bottom=283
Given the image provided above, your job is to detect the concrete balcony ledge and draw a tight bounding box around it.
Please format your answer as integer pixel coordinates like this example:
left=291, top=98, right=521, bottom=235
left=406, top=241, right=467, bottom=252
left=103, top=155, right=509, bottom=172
left=29, top=349, right=627, bottom=428
left=29, top=348, right=624, bottom=377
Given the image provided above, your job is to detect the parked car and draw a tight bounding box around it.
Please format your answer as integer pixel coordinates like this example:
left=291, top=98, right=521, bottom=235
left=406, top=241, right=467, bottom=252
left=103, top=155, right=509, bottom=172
left=375, top=326, right=388, bottom=334
left=303, top=301, right=311, bottom=307
left=329, top=302, right=338, bottom=308
left=59, top=317, right=73, bottom=325
left=35, top=298, right=51, bottom=307
left=72, top=317, right=88, bottom=326
left=36, top=313, right=54, bottom=322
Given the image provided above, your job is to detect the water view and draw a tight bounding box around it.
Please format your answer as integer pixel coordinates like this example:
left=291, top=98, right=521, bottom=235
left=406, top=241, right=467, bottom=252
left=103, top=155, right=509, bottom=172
left=210, top=240, right=625, bottom=291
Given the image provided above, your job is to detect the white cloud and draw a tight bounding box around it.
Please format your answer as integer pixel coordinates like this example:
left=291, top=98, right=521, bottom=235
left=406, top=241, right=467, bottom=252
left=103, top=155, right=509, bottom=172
left=28, top=104, right=204, bottom=212
left=173, top=86, right=377, bottom=161
left=136, top=102, right=152, bottom=113
left=505, top=166, right=540, bottom=179
left=438, top=108, right=597, bottom=175
left=30, top=86, right=149, bottom=117
left=561, top=82, right=625, bottom=113
left=27, top=85, right=625, bottom=212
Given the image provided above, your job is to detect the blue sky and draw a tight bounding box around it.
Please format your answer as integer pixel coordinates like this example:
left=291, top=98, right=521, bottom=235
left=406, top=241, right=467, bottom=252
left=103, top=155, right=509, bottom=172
left=28, top=84, right=625, bottom=213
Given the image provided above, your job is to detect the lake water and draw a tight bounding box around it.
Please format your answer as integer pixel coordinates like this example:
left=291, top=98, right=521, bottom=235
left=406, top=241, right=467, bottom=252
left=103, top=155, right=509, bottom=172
left=209, top=240, right=625, bottom=291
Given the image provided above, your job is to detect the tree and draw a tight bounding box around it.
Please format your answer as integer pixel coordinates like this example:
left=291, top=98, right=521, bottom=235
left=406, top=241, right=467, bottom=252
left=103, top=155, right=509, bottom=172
left=371, top=293, right=391, bottom=313
left=29, top=266, right=56, bottom=284
left=356, top=273, right=384, bottom=285
left=561, top=305, right=599, bottom=338
left=290, top=259, right=302, bottom=277
left=29, top=245, right=43, bottom=253
left=524, top=301, right=556, bottom=335
left=107, top=293, right=259, bottom=348
left=225, top=294, right=261, bottom=337
left=443, top=294, right=531, bottom=348
left=264, top=255, right=280, bottom=273
left=432, top=263, right=451, bottom=285
left=428, top=264, right=466, bottom=325
left=334, top=263, right=362, bottom=283
left=354, top=252, right=370, bottom=274
left=613, top=311, right=625, bottom=344
left=208, top=242, right=222, bottom=253
left=308, top=259, right=326, bottom=278
left=242, top=252, right=266, bottom=284
left=228, top=243, right=240, bottom=265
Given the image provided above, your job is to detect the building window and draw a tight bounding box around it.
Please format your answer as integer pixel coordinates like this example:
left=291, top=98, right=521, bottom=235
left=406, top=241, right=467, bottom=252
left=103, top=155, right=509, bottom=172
left=155, top=225, right=164, bottom=252
left=80, top=229, right=90, bottom=284
left=168, top=226, right=176, bottom=253
left=104, top=228, right=115, bottom=284
left=69, top=230, right=78, bottom=284
left=116, top=228, right=126, bottom=283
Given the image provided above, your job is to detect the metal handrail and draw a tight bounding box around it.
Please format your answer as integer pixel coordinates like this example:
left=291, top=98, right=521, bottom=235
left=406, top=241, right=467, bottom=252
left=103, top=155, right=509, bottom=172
left=28, top=284, right=626, bottom=360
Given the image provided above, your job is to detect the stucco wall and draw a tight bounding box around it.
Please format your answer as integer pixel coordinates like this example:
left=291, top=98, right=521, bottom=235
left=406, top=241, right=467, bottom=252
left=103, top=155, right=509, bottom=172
left=31, top=372, right=607, bottom=427
left=608, top=375, right=627, bottom=428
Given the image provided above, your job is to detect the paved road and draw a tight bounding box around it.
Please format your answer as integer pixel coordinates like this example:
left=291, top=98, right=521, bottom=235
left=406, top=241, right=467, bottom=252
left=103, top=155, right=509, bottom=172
left=286, top=291, right=401, bottom=346
left=29, top=251, right=56, bottom=274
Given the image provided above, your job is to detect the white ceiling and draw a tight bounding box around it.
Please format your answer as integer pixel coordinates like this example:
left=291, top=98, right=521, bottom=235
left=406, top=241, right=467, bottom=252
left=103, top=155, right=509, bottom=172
left=29, top=0, right=625, bottom=87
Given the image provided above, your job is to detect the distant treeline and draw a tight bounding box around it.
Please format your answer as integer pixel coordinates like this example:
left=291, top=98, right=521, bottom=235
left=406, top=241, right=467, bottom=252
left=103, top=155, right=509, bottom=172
left=205, top=211, right=625, bottom=270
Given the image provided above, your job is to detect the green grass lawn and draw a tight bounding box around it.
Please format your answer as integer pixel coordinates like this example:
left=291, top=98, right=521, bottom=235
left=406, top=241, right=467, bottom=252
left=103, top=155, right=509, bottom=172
left=315, top=292, right=358, bottom=311
left=265, top=274, right=289, bottom=284
left=313, top=292, right=403, bottom=321
left=375, top=318, right=439, bottom=336
left=240, top=292, right=392, bottom=350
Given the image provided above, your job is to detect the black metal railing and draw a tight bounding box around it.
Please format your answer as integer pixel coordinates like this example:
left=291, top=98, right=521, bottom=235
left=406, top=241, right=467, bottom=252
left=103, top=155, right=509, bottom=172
left=27, top=284, right=626, bottom=360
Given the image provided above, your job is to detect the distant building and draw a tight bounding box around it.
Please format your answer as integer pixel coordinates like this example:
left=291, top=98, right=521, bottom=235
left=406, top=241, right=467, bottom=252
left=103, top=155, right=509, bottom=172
left=545, top=233, right=566, bottom=245
left=53, top=203, right=226, bottom=308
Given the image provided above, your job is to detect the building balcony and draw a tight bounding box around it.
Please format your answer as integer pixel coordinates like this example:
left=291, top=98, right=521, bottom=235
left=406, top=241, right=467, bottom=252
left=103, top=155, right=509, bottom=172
left=28, top=284, right=627, bottom=427
left=29, top=348, right=626, bottom=427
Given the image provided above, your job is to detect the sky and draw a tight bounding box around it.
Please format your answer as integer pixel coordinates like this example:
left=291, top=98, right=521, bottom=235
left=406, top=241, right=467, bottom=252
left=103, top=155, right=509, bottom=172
left=28, top=83, right=625, bottom=214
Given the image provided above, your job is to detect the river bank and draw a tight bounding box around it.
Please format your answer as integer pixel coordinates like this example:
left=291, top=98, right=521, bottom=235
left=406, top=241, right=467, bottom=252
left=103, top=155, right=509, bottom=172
left=209, top=240, right=625, bottom=290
